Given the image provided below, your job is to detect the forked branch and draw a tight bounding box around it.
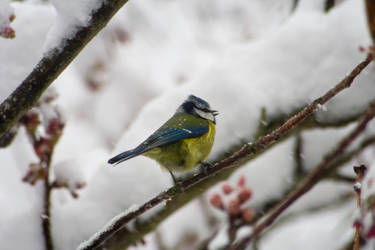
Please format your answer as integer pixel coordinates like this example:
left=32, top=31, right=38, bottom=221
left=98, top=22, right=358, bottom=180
left=78, top=53, right=374, bottom=250
left=232, top=101, right=375, bottom=250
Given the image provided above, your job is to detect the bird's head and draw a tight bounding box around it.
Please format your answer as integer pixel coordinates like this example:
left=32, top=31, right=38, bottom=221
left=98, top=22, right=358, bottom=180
left=177, top=95, right=218, bottom=124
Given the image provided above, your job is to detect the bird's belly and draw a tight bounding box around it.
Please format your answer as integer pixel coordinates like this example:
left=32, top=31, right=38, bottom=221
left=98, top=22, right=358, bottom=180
left=143, top=121, right=215, bottom=172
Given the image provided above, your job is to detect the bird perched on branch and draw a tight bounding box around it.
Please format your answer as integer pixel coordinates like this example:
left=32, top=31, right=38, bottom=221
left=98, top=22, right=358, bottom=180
left=108, top=95, right=218, bottom=183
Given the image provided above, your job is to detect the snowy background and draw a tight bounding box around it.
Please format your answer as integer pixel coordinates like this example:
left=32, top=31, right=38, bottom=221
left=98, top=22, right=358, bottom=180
left=1, top=0, right=375, bottom=249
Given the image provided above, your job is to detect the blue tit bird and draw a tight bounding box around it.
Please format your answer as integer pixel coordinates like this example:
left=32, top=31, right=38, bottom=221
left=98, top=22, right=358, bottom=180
left=108, top=95, right=218, bottom=183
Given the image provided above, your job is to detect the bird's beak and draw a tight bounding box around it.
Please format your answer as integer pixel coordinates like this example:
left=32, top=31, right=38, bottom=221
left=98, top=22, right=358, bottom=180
left=211, top=110, right=219, bottom=116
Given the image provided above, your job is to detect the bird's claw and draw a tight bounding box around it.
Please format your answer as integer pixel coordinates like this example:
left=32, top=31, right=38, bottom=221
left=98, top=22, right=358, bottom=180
left=200, top=162, right=212, bottom=175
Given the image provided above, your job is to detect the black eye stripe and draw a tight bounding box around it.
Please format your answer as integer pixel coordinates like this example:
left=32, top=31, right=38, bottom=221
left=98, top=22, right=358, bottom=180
left=194, top=107, right=210, bottom=112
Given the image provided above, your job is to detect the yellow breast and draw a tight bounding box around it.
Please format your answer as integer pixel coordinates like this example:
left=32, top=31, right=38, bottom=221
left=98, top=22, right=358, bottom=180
left=181, top=120, right=216, bottom=169
left=143, top=121, right=216, bottom=172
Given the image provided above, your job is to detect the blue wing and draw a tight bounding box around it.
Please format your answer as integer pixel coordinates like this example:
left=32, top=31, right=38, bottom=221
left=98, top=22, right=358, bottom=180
left=141, top=125, right=208, bottom=148
left=108, top=115, right=209, bottom=165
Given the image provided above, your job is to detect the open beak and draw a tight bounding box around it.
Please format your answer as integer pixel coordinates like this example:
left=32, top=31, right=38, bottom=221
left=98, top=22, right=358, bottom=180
left=211, top=110, right=219, bottom=116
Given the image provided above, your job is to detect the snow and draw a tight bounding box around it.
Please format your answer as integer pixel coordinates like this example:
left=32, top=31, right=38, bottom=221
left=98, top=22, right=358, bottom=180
left=1, top=0, right=375, bottom=249
left=259, top=203, right=355, bottom=250
left=235, top=226, right=253, bottom=243
left=44, top=0, right=102, bottom=53
left=0, top=2, right=55, bottom=101
left=301, top=125, right=356, bottom=171
left=353, top=182, right=361, bottom=191
left=77, top=204, right=139, bottom=250
left=53, top=149, right=107, bottom=192
left=361, top=163, right=375, bottom=200
left=317, top=103, right=328, bottom=112
left=156, top=199, right=214, bottom=249
left=0, top=0, right=14, bottom=38
left=208, top=139, right=295, bottom=208
left=0, top=203, right=46, bottom=250
left=208, top=224, right=229, bottom=250
left=284, top=180, right=353, bottom=215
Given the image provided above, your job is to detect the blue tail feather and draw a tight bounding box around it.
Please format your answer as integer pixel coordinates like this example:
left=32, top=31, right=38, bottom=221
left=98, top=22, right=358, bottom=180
left=108, top=147, right=146, bottom=165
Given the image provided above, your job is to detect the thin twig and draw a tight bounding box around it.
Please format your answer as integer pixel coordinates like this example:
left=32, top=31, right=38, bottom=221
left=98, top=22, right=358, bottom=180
left=42, top=155, right=54, bottom=250
left=0, top=0, right=130, bottom=138
left=78, top=54, right=374, bottom=250
left=353, top=165, right=367, bottom=250
left=231, top=101, right=375, bottom=250
left=294, top=133, right=305, bottom=179
left=365, top=0, right=375, bottom=44
left=21, top=104, right=65, bottom=250
left=200, top=134, right=375, bottom=250
left=201, top=135, right=375, bottom=249
left=325, top=0, right=336, bottom=12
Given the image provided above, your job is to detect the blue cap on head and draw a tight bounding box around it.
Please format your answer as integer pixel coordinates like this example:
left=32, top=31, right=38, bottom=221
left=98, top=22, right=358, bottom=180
left=186, top=95, right=210, bottom=110
left=177, top=95, right=218, bottom=123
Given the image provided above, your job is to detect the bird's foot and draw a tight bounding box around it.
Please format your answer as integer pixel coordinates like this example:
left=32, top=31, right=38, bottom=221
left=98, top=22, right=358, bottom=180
left=169, top=170, right=185, bottom=192
left=199, top=162, right=213, bottom=175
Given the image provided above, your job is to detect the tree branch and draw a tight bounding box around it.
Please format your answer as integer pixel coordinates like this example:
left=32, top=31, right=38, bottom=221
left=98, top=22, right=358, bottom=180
left=199, top=134, right=375, bottom=250
left=20, top=102, right=65, bottom=250
left=232, top=100, right=375, bottom=250
left=365, top=0, right=375, bottom=44
left=78, top=53, right=374, bottom=250
left=42, top=158, right=53, bottom=250
left=293, top=133, right=305, bottom=180
left=0, top=0, right=130, bottom=138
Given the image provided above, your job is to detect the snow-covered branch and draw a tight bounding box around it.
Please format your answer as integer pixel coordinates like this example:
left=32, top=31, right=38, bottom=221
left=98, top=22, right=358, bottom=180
left=78, top=53, right=374, bottom=250
left=0, top=0, right=129, bottom=139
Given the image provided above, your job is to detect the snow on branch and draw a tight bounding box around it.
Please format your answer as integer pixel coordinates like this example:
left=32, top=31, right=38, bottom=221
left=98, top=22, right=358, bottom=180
left=77, top=53, right=374, bottom=250
left=0, top=0, right=130, bottom=138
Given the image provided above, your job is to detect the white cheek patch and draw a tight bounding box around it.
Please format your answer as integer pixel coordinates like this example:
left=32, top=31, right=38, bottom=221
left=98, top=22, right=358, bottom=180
left=194, top=108, right=215, bottom=123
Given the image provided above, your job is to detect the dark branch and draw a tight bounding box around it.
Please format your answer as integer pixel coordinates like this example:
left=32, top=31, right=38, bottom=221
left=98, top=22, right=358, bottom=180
left=0, top=0, right=130, bottom=138
left=78, top=54, right=374, bottom=250
left=365, top=0, right=375, bottom=44
left=200, top=133, right=375, bottom=249
left=232, top=101, right=375, bottom=249
left=42, top=153, right=54, bottom=250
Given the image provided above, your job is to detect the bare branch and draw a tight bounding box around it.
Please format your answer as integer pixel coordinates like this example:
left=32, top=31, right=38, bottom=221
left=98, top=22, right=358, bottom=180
left=232, top=101, right=375, bottom=249
left=293, top=133, right=305, bottom=179
left=365, top=0, right=375, bottom=44
left=78, top=54, right=374, bottom=250
left=0, top=0, right=130, bottom=138
left=200, top=135, right=375, bottom=249
left=353, top=164, right=367, bottom=250
left=21, top=101, right=65, bottom=250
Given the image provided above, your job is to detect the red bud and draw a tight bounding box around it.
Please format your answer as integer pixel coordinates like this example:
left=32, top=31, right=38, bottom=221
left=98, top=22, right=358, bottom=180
left=47, top=118, right=64, bottom=136
left=209, top=194, right=224, bottom=210
left=238, top=175, right=246, bottom=187
left=238, top=188, right=252, bottom=203
left=9, top=14, right=15, bottom=22
left=242, top=208, right=254, bottom=222
left=222, top=183, right=233, bottom=194
left=1, top=27, right=15, bottom=38
left=353, top=220, right=363, bottom=229
left=366, top=225, right=375, bottom=238
left=228, top=199, right=241, bottom=215
left=34, top=138, right=52, bottom=159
